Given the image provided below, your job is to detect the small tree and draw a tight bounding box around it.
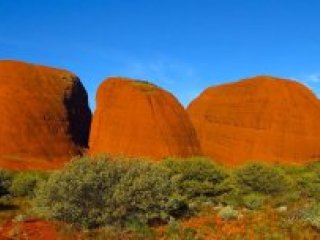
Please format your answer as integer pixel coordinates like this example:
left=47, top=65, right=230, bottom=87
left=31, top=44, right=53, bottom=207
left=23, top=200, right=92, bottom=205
left=33, top=156, right=178, bottom=228
left=161, top=157, right=229, bottom=201
left=10, top=172, right=48, bottom=197
left=235, top=163, right=291, bottom=195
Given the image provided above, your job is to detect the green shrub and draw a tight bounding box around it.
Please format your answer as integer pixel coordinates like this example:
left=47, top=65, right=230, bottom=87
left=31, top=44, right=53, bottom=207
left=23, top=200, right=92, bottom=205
left=295, top=171, right=320, bottom=200
left=217, top=206, right=239, bottom=220
left=235, top=163, right=291, bottom=195
left=0, top=169, right=13, bottom=197
left=216, top=175, right=243, bottom=207
left=306, top=161, right=320, bottom=172
left=270, top=191, right=300, bottom=208
left=161, top=157, right=229, bottom=201
left=165, top=194, right=189, bottom=218
left=242, top=193, right=265, bottom=210
left=107, top=160, right=176, bottom=225
left=33, top=156, right=178, bottom=228
left=34, top=157, right=111, bottom=228
left=282, top=163, right=320, bottom=200
left=10, top=172, right=49, bottom=197
left=301, top=203, right=320, bottom=231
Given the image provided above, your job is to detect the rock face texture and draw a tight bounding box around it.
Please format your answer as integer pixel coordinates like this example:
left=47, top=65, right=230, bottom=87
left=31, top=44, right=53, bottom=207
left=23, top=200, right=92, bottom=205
left=89, top=77, right=201, bottom=159
left=0, top=60, right=91, bottom=170
left=187, top=76, right=320, bottom=166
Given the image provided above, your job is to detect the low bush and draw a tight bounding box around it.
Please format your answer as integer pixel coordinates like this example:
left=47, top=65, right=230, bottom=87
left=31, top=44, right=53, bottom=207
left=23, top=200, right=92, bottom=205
left=306, top=161, right=320, bottom=172
left=235, top=163, right=292, bottom=195
left=295, top=171, right=320, bottom=200
left=282, top=163, right=320, bottom=200
left=33, top=156, right=181, bottom=228
left=0, top=169, right=13, bottom=197
left=216, top=175, right=244, bottom=207
left=242, top=193, right=265, bottom=210
left=161, top=157, right=229, bottom=201
left=10, top=172, right=48, bottom=197
left=31, top=155, right=320, bottom=230
left=165, top=194, right=189, bottom=218
left=34, top=157, right=110, bottom=228
left=107, top=160, right=177, bottom=225
left=301, top=203, right=320, bottom=231
left=217, top=206, right=239, bottom=220
left=270, top=191, right=301, bottom=208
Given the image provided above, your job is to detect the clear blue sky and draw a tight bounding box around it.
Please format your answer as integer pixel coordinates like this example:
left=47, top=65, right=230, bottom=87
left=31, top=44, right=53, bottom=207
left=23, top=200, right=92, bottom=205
left=1, top=0, right=320, bottom=109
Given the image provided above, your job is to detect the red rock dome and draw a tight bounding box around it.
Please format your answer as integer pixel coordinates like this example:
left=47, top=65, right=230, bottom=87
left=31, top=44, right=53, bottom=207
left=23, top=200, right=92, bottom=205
left=0, top=60, right=91, bottom=170
left=89, top=77, right=201, bottom=159
left=187, top=76, right=320, bottom=166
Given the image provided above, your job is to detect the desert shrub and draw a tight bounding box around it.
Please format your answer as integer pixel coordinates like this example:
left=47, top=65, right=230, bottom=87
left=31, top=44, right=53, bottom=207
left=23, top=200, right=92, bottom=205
left=161, top=157, right=229, bottom=201
left=217, top=206, right=239, bottom=220
left=242, top=193, right=265, bottom=210
left=301, top=203, right=320, bottom=231
left=34, top=157, right=112, bottom=228
left=0, top=169, right=14, bottom=197
left=235, top=163, right=292, bottom=195
left=305, top=161, right=320, bottom=172
left=298, top=174, right=320, bottom=199
left=107, top=160, right=176, bottom=225
left=165, top=194, right=189, bottom=218
left=282, top=163, right=320, bottom=200
left=270, top=191, right=301, bottom=208
left=10, top=172, right=49, bottom=197
left=294, top=171, right=320, bottom=200
left=33, top=156, right=178, bottom=228
left=216, top=175, right=244, bottom=207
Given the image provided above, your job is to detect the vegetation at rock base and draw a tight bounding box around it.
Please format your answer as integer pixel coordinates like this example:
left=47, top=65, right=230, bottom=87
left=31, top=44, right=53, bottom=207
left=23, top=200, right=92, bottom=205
left=0, top=170, right=13, bottom=197
left=33, top=156, right=184, bottom=228
left=161, top=157, right=228, bottom=201
left=0, top=157, right=320, bottom=239
left=10, top=171, right=49, bottom=197
left=234, top=162, right=292, bottom=195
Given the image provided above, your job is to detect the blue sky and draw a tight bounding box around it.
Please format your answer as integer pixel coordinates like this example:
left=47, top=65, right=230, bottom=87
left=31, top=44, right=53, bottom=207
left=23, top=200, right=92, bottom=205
left=1, top=0, right=320, bottom=109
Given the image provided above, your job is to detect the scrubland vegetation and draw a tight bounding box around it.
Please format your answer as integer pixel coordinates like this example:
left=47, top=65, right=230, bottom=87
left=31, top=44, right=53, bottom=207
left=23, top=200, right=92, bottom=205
left=1, top=156, right=320, bottom=239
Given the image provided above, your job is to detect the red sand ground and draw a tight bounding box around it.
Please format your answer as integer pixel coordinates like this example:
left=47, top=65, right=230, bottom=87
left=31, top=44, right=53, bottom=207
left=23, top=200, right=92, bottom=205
left=89, top=77, right=201, bottom=160
left=187, top=76, right=320, bottom=166
left=0, top=60, right=91, bottom=170
left=0, top=219, right=81, bottom=240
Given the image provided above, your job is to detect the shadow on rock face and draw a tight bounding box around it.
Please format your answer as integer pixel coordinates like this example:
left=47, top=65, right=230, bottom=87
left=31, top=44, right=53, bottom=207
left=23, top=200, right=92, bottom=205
left=63, top=77, right=92, bottom=149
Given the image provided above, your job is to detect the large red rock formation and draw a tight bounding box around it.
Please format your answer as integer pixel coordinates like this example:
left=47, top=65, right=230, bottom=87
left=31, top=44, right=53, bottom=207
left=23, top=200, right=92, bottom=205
left=89, top=77, right=201, bottom=159
left=187, top=76, right=320, bottom=166
left=0, top=60, right=91, bottom=170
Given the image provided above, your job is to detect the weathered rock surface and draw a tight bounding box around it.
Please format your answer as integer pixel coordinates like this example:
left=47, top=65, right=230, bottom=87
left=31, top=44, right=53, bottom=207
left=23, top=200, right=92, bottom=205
left=187, top=76, right=320, bottom=166
left=89, top=77, right=201, bottom=159
left=0, top=60, right=91, bottom=170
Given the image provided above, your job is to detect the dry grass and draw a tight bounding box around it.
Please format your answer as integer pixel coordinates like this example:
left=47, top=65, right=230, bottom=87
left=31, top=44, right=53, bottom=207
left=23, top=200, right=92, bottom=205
left=154, top=205, right=320, bottom=240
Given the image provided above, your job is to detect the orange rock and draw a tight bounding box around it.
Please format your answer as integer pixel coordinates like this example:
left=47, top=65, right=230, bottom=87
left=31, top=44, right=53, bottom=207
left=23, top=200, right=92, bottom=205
left=89, top=77, right=201, bottom=159
left=187, top=76, right=320, bottom=166
left=0, top=60, right=91, bottom=170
